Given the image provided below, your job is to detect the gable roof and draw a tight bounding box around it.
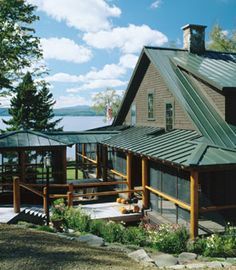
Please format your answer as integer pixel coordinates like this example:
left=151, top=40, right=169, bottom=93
left=113, top=47, right=236, bottom=149
left=0, top=130, right=67, bottom=149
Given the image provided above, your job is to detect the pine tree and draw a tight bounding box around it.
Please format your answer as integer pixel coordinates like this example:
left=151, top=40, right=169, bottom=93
left=35, top=82, right=62, bottom=131
left=3, top=72, right=62, bottom=131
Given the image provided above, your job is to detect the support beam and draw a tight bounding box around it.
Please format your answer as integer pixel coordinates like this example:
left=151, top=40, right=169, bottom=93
left=190, top=171, right=199, bottom=239
left=126, top=152, right=133, bottom=199
left=61, top=147, right=67, bottom=183
left=142, top=157, right=149, bottom=209
left=43, top=187, right=47, bottom=214
left=13, top=177, right=20, bottom=213
left=96, top=144, right=101, bottom=179
left=82, top=144, right=86, bottom=164
left=75, top=144, right=78, bottom=179
left=102, top=145, right=108, bottom=181
left=19, top=151, right=26, bottom=183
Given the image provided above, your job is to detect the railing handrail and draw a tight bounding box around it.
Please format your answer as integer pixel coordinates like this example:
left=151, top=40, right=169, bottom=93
left=19, top=182, right=43, bottom=198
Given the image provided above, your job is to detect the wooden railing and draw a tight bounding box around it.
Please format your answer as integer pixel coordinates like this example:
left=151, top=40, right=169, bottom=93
left=12, top=177, right=142, bottom=214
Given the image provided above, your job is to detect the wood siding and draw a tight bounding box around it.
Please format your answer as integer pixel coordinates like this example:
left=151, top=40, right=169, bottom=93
left=125, top=62, right=195, bottom=130
left=184, top=71, right=225, bottom=118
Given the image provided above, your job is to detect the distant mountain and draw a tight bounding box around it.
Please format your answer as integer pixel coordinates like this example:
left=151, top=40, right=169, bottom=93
left=54, top=105, right=104, bottom=116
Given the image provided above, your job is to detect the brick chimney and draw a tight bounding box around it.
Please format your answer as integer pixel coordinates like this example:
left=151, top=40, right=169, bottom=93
left=182, top=24, right=207, bottom=54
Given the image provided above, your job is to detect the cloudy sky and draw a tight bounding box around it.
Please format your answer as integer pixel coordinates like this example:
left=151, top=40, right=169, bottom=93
left=20, top=0, right=236, bottom=108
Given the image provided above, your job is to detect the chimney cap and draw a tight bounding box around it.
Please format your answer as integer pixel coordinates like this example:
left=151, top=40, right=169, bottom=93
left=181, top=24, right=207, bottom=31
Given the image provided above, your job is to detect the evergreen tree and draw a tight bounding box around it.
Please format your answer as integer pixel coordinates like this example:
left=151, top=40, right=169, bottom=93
left=0, top=0, right=42, bottom=92
left=35, top=82, right=62, bottom=131
left=3, top=72, right=62, bottom=131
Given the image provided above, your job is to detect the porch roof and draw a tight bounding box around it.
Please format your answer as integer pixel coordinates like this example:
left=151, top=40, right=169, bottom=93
left=45, top=131, right=120, bottom=144
left=102, top=127, right=236, bottom=167
left=0, top=130, right=66, bottom=149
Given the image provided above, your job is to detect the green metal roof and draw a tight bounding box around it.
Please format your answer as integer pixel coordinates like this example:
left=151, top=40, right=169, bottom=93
left=46, top=131, right=120, bottom=144
left=173, top=51, right=236, bottom=90
left=113, top=47, right=236, bottom=150
left=102, top=127, right=236, bottom=167
left=0, top=130, right=66, bottom=149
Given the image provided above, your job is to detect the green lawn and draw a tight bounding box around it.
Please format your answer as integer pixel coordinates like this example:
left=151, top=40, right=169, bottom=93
left=67, top=167, right=83, bottom=180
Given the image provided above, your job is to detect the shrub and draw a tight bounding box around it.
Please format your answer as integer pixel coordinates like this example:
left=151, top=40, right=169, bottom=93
left=89, top=219, right=106, bottom=237
left=51, top=198, right=67, bottom=221
left=100, top=221, right=125, bottom=243
left=122, top=226, right=148, bottom=246
left=36, top=225, right=55, bottom=233
left=148, top=224, right=189, bottom=254
left=64, top=207, right=91, bottom=232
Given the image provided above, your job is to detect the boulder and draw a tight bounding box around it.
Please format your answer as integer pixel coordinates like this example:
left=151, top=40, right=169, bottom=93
left=154, top=254, right=178, bottom=267
left=78, top=234, right=105, bottom=247
left=178, top=252, right=197, bottom=264
left=185, top=263, right=207, bottom=269
left=128, top=249, right=154, bottom=264
left=206, top=261, right=223, bottom=268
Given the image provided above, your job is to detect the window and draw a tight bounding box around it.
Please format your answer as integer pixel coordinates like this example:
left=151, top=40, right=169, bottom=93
left=131, top=103, right=136, bottom=125
left=148, top=93, right=154, bottom=119
left=165, top=103, right=173, bottom=131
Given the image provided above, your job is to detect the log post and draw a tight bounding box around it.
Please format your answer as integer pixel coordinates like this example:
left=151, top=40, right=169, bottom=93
left=75, top=144, right=78, bottom=179
left=13, top=177, right=20, bottom=213
left=68, top=183, right=73, bottom=193
left=126, top=152, right=133, bottom=199
left=82, top=144, right=86, bottom=163
left=102, top=145, right=108, bottom=181
left=43, top=187, right=47, bottom=214
left=190, top=171, right=199, bottom=239
left=67, top=192, right=73, bottom=207
left=96, top=144, right=101, bottom=179
left=141, top=157, right=149, bottom=209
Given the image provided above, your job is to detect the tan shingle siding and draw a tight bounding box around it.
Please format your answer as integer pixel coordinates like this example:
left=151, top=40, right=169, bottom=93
left=125, top=63, right=195, bottom=130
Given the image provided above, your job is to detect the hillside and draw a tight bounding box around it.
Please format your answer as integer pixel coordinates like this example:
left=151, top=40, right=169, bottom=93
left=0, top=224, right=144, bottom=270
left=0, top=105, right=105, bottom=117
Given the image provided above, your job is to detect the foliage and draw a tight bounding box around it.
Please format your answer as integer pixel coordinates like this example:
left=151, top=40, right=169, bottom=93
left=36, top=225, right=55, bottom=233
left=0, top=0, right=42, bottom=92
left=92, top=88, right=123, bottom=121
left=64, top=207, right=91, bottom=232
left=3, top=72, right=62, bottom=131
left=208, top=24, right=236, bottom=52
left=147, top=224, right=189, bottom=254
left=50, top=198, right=67, bottom=221
left=187, top=225, right=236, bottom=257
left=99, top=221, right=125, bottom=243
left=122, top=226, right=149, bottom=246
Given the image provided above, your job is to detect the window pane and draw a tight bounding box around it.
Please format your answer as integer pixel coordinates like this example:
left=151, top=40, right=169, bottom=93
left=166, top=103, right=173, bottom=131
left=131, top=104, right=136, bottom=125
left=162, top=199, right=177, bottom=223
left=148, top=93, right=154, bottom=118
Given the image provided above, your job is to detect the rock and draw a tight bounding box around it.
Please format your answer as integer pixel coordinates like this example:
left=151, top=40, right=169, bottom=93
left=185, top=263, right=207, bottom=269
left=128, top=249, right=154, bottom=264
left=178, top=252, right=197, bottom=264
left=221, top=261, right=233, bottom=268
left=68, top=229, right=75, bottom=234
left=226, top=257, right=236, bottom=264
left=167, top=265, right=186, bottom=269
left=154, top=254, right=178, bottom=268
left=206, top=261, right=223, bottom=268
left=78, top=234, right=105, bottom=247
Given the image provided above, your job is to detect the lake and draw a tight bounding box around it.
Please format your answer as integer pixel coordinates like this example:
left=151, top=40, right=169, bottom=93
left=0, top=116, right=107, bottom=159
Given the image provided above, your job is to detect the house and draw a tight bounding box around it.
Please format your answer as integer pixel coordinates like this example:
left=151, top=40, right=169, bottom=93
left=93, top=24, right=236, bottom=238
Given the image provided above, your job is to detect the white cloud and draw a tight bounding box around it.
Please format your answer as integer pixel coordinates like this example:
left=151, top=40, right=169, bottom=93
left=55, top=94, right=91, bottom=108
left=150, top=0, right=162, bottom=9
left=83, top=24, right=168, bottom=53
left=119, top=54, right=138, bottom=69
left=46, top=73, right=81, bottom=83
left=41, top=37, right=92, bottom=63
left=0, top=95, right=11, bottom=107
left=28, top=0, right=121, bottom=32
left=74, top=79, right=127, bottom=91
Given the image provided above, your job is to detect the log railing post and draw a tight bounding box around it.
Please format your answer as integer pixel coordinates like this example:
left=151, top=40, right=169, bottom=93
left=67, top=192, right=73, bottom=207
left=68, top=183, right=73, bottom=193
left=75, top=144, right=78, bottom=179
left=43, top=187, right=47, bottom=214
left=13, top=177, right=20, bottom=213
left=96, top=144, right=101, bottom=179
left=190, top=171, right=199, bottom=239
left=102, top=146, right=108, bottom=181
left=142, top=157, right=149, bottom=209
left=126, top=152, right=133, bottom=199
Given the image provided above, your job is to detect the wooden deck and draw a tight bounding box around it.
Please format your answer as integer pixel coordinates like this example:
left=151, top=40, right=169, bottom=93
left=0, top=206, right=25, bottom=223
left=80, top=202, right=143, bottom=222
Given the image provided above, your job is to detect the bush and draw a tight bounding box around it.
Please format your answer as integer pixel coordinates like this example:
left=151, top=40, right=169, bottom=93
left=36, top=225, right=55, bottom=233
left=89, top=219, right=106, bottom=237
left=188, top=232, right=236, bottom=257
left=51, top=198, right=67, bottom=221
left=122, top=226, right=148, bottom=246
left=100, top=221, right=125, bottom=243
left=64, top=207, right=91, bottom=232
left=148, top=224, right=189, bottom=254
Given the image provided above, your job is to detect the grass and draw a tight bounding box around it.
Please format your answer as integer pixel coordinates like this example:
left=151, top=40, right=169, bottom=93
left=0, top=224, right=146, bottom=270
left=67, top=167, right=83, bottom=180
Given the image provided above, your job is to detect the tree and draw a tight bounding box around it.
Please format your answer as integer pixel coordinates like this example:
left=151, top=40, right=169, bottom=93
left=92, top=88, right=123, bottom=122
left=3, top=72, right=62, bottom=131
left=0, top=0, right=42, bottom=92
left=208, top=24, right=236, bottom=52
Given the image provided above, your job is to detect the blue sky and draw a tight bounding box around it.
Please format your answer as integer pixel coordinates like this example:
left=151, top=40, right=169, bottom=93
left=19, top=0, right=236, bottom=108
